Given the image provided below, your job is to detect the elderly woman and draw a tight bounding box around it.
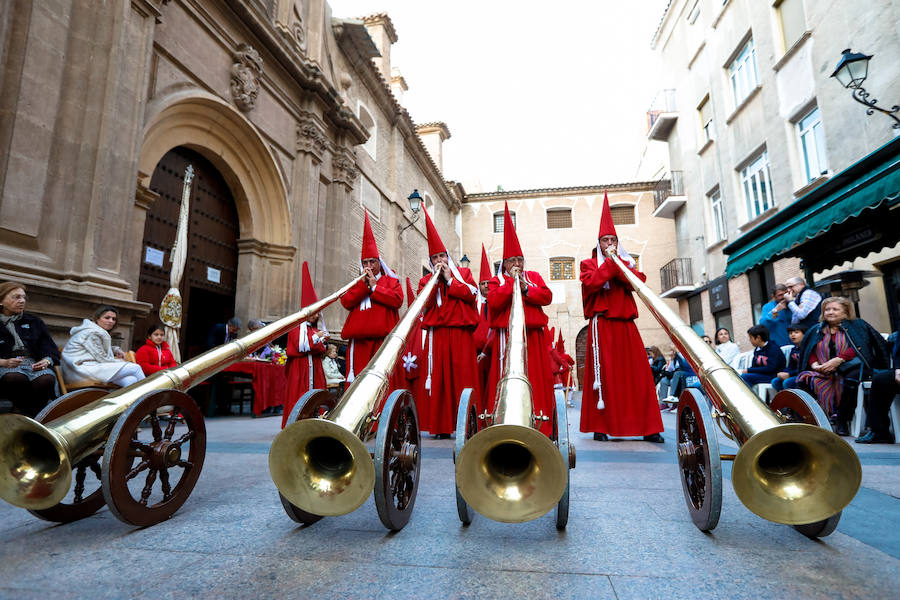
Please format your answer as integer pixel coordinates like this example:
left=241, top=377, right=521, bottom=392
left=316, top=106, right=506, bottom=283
left=797, top=296, right=889, bottom=436
left=0, top=281, right=60, bottom=416
left=714, top=327, right=741, bottom=365
left=62, top=305, right=146, bottom=388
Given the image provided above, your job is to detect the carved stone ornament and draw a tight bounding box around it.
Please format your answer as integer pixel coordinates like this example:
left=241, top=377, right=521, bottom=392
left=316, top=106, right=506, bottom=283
left=230, top=43, right=263, bottom=112
left=296, top=115, right=328, bottom=158
left=332, top=150, right=359, bottom=188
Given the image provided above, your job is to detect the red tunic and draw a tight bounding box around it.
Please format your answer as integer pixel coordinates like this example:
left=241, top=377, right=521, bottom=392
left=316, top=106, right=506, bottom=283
left=474, top=302, right=492, bottom=411
left=416, top=268, right=480, bottom=435
left=579, top=255, right=663, bottom=436
left=400, top=320, right=428, bottom=425
left=340, top=274, right=403, bottom=382
left=486, top=270, right=555, bottom=436
left=283, top=324, right=326, bottom=428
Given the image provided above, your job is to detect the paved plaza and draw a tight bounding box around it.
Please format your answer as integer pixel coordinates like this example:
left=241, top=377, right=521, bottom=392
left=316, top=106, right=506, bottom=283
left=1, top=394, right=899, bottom=599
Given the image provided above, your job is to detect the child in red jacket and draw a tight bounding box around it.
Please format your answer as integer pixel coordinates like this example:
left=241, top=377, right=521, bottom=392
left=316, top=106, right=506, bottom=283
left=135, top=323, right=178, bottom=375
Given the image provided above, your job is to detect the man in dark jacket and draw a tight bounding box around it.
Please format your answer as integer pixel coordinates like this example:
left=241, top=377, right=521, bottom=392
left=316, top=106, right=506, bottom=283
left=856, top=331, right=899, bottom=444
left=741, top=325, right=786, bottom=386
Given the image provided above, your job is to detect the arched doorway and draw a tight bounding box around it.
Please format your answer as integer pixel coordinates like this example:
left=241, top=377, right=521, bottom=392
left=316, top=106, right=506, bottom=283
left=575, top=325, right=588, bottom=391
left=135, top=147, right=240, bottom=359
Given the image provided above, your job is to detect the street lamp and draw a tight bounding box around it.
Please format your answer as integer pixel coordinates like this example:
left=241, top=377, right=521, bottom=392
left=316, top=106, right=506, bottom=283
left=831, top=49, right=900, bottom=130
left=399, top=189, right=423, bottom=234
left=458, top=254, right=470, bottom=269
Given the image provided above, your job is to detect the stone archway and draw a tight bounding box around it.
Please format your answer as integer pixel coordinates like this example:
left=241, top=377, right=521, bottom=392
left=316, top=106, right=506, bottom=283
left=136, top=88, right=295, bottom=323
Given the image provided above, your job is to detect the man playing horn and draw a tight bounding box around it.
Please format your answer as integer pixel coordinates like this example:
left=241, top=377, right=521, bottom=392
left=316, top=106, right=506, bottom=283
left=580, top=194, right=664, bottom=443
left=283, top=261, right=328, bottom=428
left=417, top=210, right=480, bottom=439
left=486, top=203, right=555, bottom=436
left=340, top=211, right=404, bottom=388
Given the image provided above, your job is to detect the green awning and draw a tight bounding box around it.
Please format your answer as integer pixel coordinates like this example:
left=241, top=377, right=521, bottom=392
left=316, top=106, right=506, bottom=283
left=724, top=137, right=900, bottom=278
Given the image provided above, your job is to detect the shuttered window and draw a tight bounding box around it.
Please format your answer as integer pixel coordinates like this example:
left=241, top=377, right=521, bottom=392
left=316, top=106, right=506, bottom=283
left=610, top=205, right=636, bottom=225
left=550, top=257, right=575, bottom=281
left=546, top=208, right=572, bottom=229
left=493, top=211, right=515, bottom=233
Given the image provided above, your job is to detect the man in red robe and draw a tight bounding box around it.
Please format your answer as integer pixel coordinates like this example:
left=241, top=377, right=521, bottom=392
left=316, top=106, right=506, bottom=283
left=580, top=194, right=664, bottom=443
left=417, top=210, right=480, bottom=438
left=556, top=331, right=576, bottom=406
left=400, top=277, right=428, bottom=425
left=283, top=261, right=328, bottom=428
left=486, top=203, right=555, bottom=436
left=340, top=211, right=404, bottom=387
left=473, top=245, right=493, bottom=410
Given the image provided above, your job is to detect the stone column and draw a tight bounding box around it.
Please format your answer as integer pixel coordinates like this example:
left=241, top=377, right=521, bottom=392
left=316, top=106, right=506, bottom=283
left=235, top=239, right=296, bottom=322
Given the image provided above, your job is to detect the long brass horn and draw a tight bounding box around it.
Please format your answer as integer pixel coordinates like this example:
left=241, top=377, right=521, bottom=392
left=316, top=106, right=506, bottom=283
left=455, top=271, right=567, bottom=522
left=268, top=270, right=441, bottom=516
left=0, top=276, right=363, bottom=511
left=604, top=250, right=861, bottom=525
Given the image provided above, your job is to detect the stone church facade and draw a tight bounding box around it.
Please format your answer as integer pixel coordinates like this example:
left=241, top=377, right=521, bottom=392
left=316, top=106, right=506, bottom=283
left=0, top=1, right=462, bottom=353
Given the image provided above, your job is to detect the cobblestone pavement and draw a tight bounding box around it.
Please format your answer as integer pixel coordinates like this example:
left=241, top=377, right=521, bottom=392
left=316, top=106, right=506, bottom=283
left=1, top=392, right=899, bottom=599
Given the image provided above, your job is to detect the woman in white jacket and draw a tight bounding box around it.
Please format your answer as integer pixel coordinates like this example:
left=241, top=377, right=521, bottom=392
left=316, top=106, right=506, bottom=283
left=61, top=306, right=146, bottom=388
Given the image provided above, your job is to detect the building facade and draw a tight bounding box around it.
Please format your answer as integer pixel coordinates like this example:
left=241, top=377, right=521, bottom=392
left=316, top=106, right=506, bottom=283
left=460, top=184, right=679, bottom=387
left=648, top=0, right=900, bottom=348
left=0, top=1, right=461, bottom=354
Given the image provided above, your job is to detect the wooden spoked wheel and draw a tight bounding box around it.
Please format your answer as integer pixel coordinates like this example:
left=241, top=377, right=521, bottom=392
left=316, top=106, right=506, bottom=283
left=551, top=391, right=573, bottom=530
left=676, top=388, right=722, bottom=532
left=374, top=390, right=421, bottom=531
left=453, top=388, right=478, bottom=525
left=278, top=389, right=336, bottom=525
left=771, top=389, right=842, bottom=538
left=101, top=390, right=206, bottom=526
left=28, top=389, right=110, bottom=523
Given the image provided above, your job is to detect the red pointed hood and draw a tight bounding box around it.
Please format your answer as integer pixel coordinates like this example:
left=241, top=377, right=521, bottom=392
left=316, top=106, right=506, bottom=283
left=300, top=261, right=318, bottom=308
left=423, top=210, right=446, bottom=258
left=405, top=277, right=416, bottom=306
left=556, top=331, right=566, bottom=354
left=361, top=211, right=379, bottom=260
left=597, top=192, right=617, bottom=240
left=502, top=202, right=524, bottom=260
left=479, top=245, right=492, bottom=283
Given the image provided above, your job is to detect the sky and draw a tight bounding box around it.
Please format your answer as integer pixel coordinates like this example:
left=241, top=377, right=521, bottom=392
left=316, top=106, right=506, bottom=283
left=328, top=0, right=672, bottom=192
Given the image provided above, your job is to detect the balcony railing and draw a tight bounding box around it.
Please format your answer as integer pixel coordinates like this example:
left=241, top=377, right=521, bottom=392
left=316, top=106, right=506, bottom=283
left=646, top=89, right=677, bottom=131
left=660, top=257, right=693, bottom=294
left=653, top=171, right=684, bottom=209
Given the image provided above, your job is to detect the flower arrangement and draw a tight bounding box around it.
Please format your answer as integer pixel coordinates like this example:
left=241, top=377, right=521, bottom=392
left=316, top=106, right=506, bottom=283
left=269, top=345, right=287, bottom=366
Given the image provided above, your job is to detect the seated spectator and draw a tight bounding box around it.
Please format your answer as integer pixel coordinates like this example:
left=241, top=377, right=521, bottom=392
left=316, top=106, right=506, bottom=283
left=797, top=296, right=889, bottom=436
left=647, top=345, right=666, bottom=384
left=247, top=319, right=274, bottom=360
left=0, top=281, right=60, bottom=417
left=701, top=335, right=713, bottom=346
left=658, top=345, right=700, bottom=407
left=62, top=305, right=146, bottom=388
left=857, top=328, right=899, bottom=444
left=134, top=323, right=177, bottom=376
left=207, top=317, right=241, bottom=349
left=771, top=325, right=806, bottom=392
left=740, top=324, right=786, bottom=386
left=783, top=276, right=822, bottom=329
left=714, top=327, right=740, bottom=365
left=323, top=344, right=345, bottom=396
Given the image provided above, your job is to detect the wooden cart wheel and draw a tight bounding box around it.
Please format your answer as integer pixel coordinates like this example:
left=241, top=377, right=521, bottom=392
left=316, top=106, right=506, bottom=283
left=453, top=388, right=478, bottom=525
left=374, top=390, right=421, bottom=531
left=677, top=388, right=722, bottom=532
left=278, top=389, right=336, bottom=525
left=101, top=390, right=206, bottom=526
left=27, top=388, right=110, bottom=523
left=552, top=391, right=573, bottom=530
left=771, top=390, right=842, bottom=538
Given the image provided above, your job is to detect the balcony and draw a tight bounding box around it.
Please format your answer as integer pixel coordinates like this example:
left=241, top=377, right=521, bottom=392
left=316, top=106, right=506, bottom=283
left=647, top=89, right=678, bottom=141
left=652, top=171, right=686, bottom=218
left=660, top=257, right=696, bottom=298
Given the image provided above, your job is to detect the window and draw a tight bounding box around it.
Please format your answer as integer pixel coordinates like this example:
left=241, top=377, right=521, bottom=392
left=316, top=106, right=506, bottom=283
left=493, top=260, right=501, bottom=274
left=687, top=1, right=701, bottom=24
left=776, top=0, right=806, bottom=50
left=546, top=208, right=572, bottom=229
left=358, top=103, right=377, bottom=159
left=740, top=151, right=775, bottom=219
left=550, top=257, right=575, bottom=281
left=629, top=254, right=641, bottom=271
left=493, top=211, right=515, bottom=233
left=698, top=95, right=715, bottom=142
left=729, top=38, right=759, bottom=107
left=708, top=189, right=726, bottom=243
left=797, top=106, right=828, bottom=183
left=748, top=264, right=776, bottom=324
left=688, top=294, right=704, bottom=335
left=610, top=205, right=635, bottom=226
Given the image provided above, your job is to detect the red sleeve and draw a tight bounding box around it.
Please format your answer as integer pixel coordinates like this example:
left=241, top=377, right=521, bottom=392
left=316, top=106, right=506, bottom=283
left=447, top=271, right=476, bottom=304
left=487, top=276, right=513, bottom=312
left=580, top=258, right=617, bottom=292
left=370, top=276, right=403, bottom=309
left=418, top=275, right=438, bottom=310
left=340, top=279, right=370, bottom=310
left=310, top=330, right=327, bottom=355
left=615, top=262, right=647, bottom=288
left=523, top=271, right=552, bottom=307
left=286, top=328, right=302, bottom=358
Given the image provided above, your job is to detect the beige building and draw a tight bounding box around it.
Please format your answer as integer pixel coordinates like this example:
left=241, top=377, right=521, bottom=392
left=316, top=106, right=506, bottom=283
left=460, top=184, right=679, bottom=387
left=648, top=0, right=900, bottom=349
left=0, top=1, right=461, bottom=355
